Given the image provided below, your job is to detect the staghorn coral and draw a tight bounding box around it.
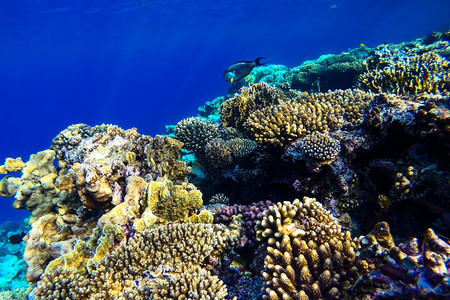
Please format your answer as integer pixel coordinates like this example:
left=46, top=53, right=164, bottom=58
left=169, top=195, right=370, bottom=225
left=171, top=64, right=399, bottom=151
left=220, top=82, right=286, bottom=131
left=33, top=223, right=235, bottom=299
left=358, top=222, right=450, bottom=299
left=284, top=132, right=341, bottom=166
left=174, top=117, right=219, bottom=152
left=358, top=52, right=449, bottom=95
left=257, top=197, right=371, bottom=299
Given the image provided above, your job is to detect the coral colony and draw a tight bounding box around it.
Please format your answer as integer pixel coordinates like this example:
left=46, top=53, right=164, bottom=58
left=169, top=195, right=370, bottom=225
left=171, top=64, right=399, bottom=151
left=0, top=31, right=449, bottom=299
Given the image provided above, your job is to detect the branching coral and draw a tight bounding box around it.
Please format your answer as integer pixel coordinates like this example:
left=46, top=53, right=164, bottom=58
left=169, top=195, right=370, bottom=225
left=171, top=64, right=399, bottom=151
left=246, top=89, right=373, bottom=146
left=257, top=197, right=371, bottom=299
left=284, top=132, right=341, bottom=166
left=220, top=82, right=286, bottom=131
left=256, top=197, right=342, bottom=246
left=33, top=223, right=235, bottom=299
left=358, top=52, right=449, bottom=95
left=174, top=117, right=219, bottom=152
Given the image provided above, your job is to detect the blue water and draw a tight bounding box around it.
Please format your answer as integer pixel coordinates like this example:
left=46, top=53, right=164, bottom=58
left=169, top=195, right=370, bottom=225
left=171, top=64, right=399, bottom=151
left=0, top=0, right=449, bottom=223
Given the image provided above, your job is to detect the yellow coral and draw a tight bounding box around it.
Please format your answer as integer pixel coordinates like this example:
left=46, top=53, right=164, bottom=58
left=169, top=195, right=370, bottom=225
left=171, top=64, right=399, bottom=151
left=0, top=157, right=26, bottom=174
left=146, top=178, right=203, bottom=222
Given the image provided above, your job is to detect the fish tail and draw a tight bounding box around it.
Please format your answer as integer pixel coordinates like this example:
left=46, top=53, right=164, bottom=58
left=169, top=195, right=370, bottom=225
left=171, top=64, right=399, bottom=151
left=254, top=57, right=266, bottom=66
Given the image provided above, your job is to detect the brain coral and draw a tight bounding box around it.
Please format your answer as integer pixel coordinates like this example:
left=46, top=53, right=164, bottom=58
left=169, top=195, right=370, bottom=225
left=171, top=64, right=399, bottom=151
left=358, top=52, right=449, bottom=95
left=174, top=117, right=219, bottom=152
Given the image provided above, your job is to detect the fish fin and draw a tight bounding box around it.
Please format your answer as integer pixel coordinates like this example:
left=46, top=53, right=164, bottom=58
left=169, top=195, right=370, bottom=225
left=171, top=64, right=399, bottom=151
left=254, top=57, right=267, bottom=66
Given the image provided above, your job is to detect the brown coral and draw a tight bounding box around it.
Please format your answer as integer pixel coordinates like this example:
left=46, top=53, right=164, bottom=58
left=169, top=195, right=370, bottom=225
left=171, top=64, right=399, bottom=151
left=256, top=197, right=342, bottom=246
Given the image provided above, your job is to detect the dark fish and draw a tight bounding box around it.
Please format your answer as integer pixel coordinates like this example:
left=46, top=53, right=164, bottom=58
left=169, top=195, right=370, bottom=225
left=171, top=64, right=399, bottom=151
left=224, top=57, right=266, bottom=83
left=9, top=231, right=26, bottom=244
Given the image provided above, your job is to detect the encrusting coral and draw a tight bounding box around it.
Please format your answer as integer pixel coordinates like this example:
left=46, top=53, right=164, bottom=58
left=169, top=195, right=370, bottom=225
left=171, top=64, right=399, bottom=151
left=256, top=197, right=371, bottom=299
left=0, top=157, right=26, bottom=174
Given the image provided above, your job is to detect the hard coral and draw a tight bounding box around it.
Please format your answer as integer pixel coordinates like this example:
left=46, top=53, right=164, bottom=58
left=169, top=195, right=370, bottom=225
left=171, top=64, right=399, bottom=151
left=246, top=89, right=373, bottom=146
left=146, top=177, right=203, bottom=222
left=256, top=197, right=342, bottom=246
left=174, top=117, right=219, bottom=152
left=33, top=223, right=235, bottom=299
left=220, top=82, right=285, bottom=131
left=257, top=197, right=371, bottom=299
left=358, top=52, right=449, bottom=95
left=0, top=157, right=26, bottom=174
left=358, top=222, right=450, bottom=299
left=285, top=132, right=341, bottom=166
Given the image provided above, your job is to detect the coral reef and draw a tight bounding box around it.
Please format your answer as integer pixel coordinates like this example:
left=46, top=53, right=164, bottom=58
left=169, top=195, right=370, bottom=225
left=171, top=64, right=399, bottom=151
left=1, top=32, right=449, bottom=299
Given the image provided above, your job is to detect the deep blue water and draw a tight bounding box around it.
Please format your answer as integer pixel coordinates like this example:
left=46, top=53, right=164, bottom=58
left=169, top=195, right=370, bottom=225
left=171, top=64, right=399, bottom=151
left=0, top=0, right=449, bottom=222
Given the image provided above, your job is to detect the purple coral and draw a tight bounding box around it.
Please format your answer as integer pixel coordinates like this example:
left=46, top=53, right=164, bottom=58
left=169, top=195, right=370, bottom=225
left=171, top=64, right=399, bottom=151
left=214, top=200, right=273, bottom=245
